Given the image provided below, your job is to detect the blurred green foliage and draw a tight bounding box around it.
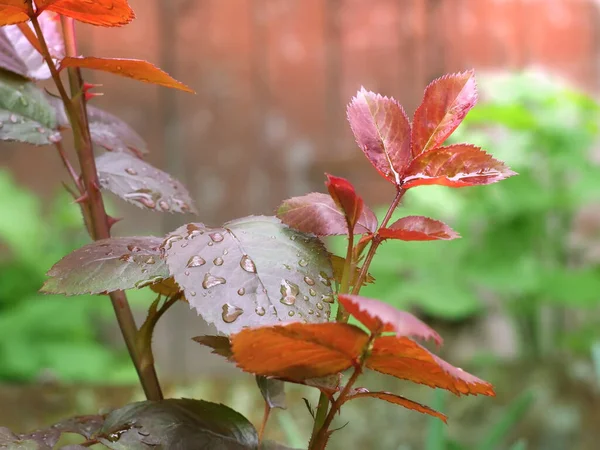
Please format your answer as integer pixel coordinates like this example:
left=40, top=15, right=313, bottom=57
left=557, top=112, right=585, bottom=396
left=0, top=170, right=137, bottom=383
left=331, top=71, right=600, bottom=357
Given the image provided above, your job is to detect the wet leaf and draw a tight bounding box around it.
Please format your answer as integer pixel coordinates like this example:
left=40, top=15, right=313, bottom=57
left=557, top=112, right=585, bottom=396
left=0, top=1, right=29, bottom=26
left=193, top=335, right=234, bottom=360
left=338, top=294, right=442, bottom=345
left=162, top=216, right=334, bottom=334
left=98, top=399, right=258, bottom=450
left=366, top=336, right=495, bottom=396
left=41, top=236, right=169, bottom=295
left=277, top=192, right=377, bottom=236
left=0, top=11, right=63, bottom=79
left=379, top=216, right=460, bottom=241
left=401, top=144, right=516, bottom=189
left=411, top=70, right=477, bottom=156
left=344, top=390, right=447, bottom=423
left=256, top=376, right=287, bottom=409
left=36, top=0, right=134, bottom=27
left=150, top=276, right=181, bottom=297
left=60, top=57, right=193, bottom=92
left=347, top=87, right=411, bottom=184
left=95, top=152, right=197, bottom=214
left=330, top=255, right=374, bottom=286
left=0, top=71, right=60, bottom=145
left=50, top=415, right=104, bottom=439
left=231, top=323, right=368, bottom=381
left=325, top=173, right=363, bottom=232
left=0, top=427, right=51, bottom=450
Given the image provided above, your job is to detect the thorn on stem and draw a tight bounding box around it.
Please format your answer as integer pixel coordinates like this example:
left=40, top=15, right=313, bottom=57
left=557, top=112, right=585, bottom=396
left=107, top=215, right=123, bottom=230
left=73, top=192, right=89, bottom=204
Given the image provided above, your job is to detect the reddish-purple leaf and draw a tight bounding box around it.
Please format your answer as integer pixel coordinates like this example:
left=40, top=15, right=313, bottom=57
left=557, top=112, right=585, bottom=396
left=366, top=336, right=495, bottom=396
left=325, top=173, right=364, bottom=232
left=277, top=192, right=377, bottom=236
left=344, top=390, right=447, bottom=423
left=402, top=144, right=516, bottom=189
left=411, top=70, right=477, bottom=156
left=338, top=294, right=442, bottom=345
left=379, top=216, right=460, bottom=241
left=347, top=87, right=411, bottom=184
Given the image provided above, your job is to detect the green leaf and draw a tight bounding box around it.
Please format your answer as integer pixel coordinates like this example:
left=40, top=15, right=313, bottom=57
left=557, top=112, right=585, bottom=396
left=41, top=236, right=169, bottom=295
left=163, top=216, right=334, bottom=334
left=0, top=427, right=51, bottom=450
left=0, top=71, right=60, bottom=145
left=98, top=399, right=259, bottom=450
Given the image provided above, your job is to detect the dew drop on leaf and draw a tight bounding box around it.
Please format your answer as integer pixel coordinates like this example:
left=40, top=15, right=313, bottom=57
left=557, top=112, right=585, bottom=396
left=125, top=167, right=137, bottom=175
left=237, top=287, right=245, bottom=296
left=9, top=114, right=18, bottom=123
left=213, top=257, right=224, bottom=266
left=308, top=309, right=314, bottom=315
left=184, top=270, right=190, bottom=276
left=321, top=294, right=334, bottom=304
left=303, top=276, right=315, bottom=286
left=288, top=311, right=295, bottom=317
left=223, top=249, right=228, bottom=255
left=298, top=259, right=308, bottom=267
left=119, top=254, right=133, bottom=262
left=222, top=304, right=243, bottom=323
left=240, top=255, right=257, bottom=273
left=309, top=288, right=317, bottom=297
left=163, top=235, right=183, bottom=250
left=319, top=271, right=332, bottom=287
left=190, top=291, right=196, bottom=297
left=203, top=273, right=226, bottom=289
left=127, top=244, right=141, bottom=252
left=145, top=256, right=155, bottom=264
left=255, top=306, right=266, bottom=316
left=316, top=303, right=324, bottom=310
left=290, top=235, right=297, bottom=241
left=209, top=232, right=224, bottom=243
left=187, top=255, right=206, bottom=267
left=158, top=200, right=170, bottom=211
left=303, top=295, right=309, bottom=301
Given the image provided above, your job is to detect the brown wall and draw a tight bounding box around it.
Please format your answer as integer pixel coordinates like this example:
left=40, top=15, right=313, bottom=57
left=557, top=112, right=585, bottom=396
left=1, top=0, right=599, bottom=379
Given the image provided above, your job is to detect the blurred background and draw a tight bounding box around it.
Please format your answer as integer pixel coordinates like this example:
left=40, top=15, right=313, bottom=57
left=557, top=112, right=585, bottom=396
left=1, top=0, right=600, bottom=449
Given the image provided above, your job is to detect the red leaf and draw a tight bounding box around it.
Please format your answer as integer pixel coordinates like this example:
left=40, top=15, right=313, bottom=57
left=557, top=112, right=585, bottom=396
left=338, top=294, right=442, bottom=345
left=59, top=57, right=194, bottom=92
left=325, top=173, right=363, bottom=232
left=366, top=336, right=495, bottom=396
left=402, top=144, right=516, bottom=189
left=277, top=192, right=377, bottom=236
left=37, top=0, right=134, bottom=27
left=231, top=323, right=368, bottom=381
left=345, top=391, right=447, bottom=423
left=379, top=216, right=460, bottom=241
left=411, top=70, right=477, bottom=156
left=0, top=1, right=29, bottom=25
left=347, top=87, right=412, bottom=184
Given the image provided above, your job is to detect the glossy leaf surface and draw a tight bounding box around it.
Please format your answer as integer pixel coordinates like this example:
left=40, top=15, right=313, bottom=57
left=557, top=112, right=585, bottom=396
left=96, top=152, right=197, bottom=213
left=338, top=294, right=442, bottom=345
left=0, top=72, right=60, bottom=145
left=98, top=399, right=258, bottom=450
left=60, top=57, right=193, bottom=92
left=347, top=87, right=411, bottom=184
left=163, top=216, right=334, bottom=334
left=402, top=144, right=516, bottom=189
left=277, top=192, right=377, bottom=236
left=379, top=216, right=460, bottom=241
left=366, top=336, right=495, bottom=396
left=345, top=391, right=447, bottom=423
left=41, top=237, right=168, bottom=295
left=412, top=70, right=477, bottom=156
left=231, top=323, right=368, bottom=380
left=37, top=0, right=135, bottom=27
left=0, top=11, right=63, bottom=79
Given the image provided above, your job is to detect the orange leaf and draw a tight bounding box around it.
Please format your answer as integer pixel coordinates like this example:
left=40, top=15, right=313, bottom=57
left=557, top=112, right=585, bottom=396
left=231, top=323, right=368, bottom=381
left=339, top=295, right=442, bottom=345
left=36, top=0, right=134, bottom=27
left=0, top=1, right=29, bottom=26
left=345, top=390, right=447, bottom=423
left=150, top=277, right=182, bottom=298
left=60, top=57, right=194, bottom=93
left=366, top=336, right=495, bottom=396
left=330, top=255, right=375, bottom=287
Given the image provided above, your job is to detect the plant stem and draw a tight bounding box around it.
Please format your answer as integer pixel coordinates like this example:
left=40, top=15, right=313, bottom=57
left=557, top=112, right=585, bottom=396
left=335, top=231, right=354, bottom=322
left=54, top=141, right=82, bottom=192
left=30, top=12, right=163, bottom=401
left=258, top=402, right=271, bottom=444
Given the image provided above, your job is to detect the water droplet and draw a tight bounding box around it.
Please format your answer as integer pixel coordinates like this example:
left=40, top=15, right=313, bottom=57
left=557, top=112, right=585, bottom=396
left=270, top=235, right=276, bottom=239
left=255, top=306, right=266, bottom=316
left=213, top=257, right=224, bottom=266
left=202, top=273, right=226, bottom=289
left=316, top=312, right=322, bottom=318
left=303, top=295, right=309, bottom=301
left=223, top=249, right=229, bottom=255
left=163, top=234, right=183, bottom=250
left=319, top=271, right=332, bottom=287
left=316, top=302, right=324, bottom=310
left=119, top=254, right=133, bottom=262
left=209, top=232, right=224, bottom=243
left=141, top=268, right=148, bottom=273
left=288, top=311, right=295, bottom=317
left=290, top=235, right=297, bottom=241
left=124, top=191, right=156, bottom=209
left=145, top=256, right=155, bottom=265
left=281, top=296, right=296, bottom=306
left=134, top=276, right=162, bottom=289
left=308, top=309, right=314, bottom=315
left=280, top=280, right=299, bottom=305
left=240, top=255, right=257, bottom=273
left=49, top=133, right=61, bottom=143
left=125, top=167, right=137, bottom=175
left=9, top=114, right=18, bottom=123
left=298, top=259, right=308, bottom=267
left=303, top=276, right=315, bottom=286
left=190, top=291, right=196, bottom=297
left=309, top=288, right=317, bottom=297
left=127, top=244, right=141, bottom=252
left=187, top=255, right=206, bottom=267
left=158, top=200, right=170, bottom=211
left=283, top=264, right=292, bottom=270
left=222, top=304, right=243, bottom=323
left=105, top=251, right=114, bottom=256
left=321, top=294, right=334, bottom=304
left=184, top=270, right=190, bottom=276
left=237, top=287, right=245, bottom=296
